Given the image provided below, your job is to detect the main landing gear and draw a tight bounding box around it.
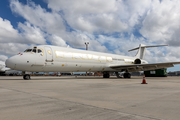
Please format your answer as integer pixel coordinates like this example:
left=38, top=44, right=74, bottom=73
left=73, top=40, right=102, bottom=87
left=23, top=74, right=31, bottom=80
left=103, top=71, right=131, bottom=78
left=115, top=72, right=122, bottom=78
left=115, top=72, right=131, bottom=78
left=123, top=72, right=131, bottom=78
left=103, top=72, right=110, bottom=78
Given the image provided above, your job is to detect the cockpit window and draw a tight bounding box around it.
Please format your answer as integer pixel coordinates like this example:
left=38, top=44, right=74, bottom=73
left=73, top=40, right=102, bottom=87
left=38, top=49, right=42, bottom=53
left=24, top=48, right=43, bottom=55
left=24, top=49, right=32, bottom=52
left=32, top=49, right=36, bottom=53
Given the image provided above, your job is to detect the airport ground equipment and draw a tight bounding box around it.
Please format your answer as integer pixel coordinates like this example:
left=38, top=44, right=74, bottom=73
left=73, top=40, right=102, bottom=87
left=144, top=68, right=167, bottom=77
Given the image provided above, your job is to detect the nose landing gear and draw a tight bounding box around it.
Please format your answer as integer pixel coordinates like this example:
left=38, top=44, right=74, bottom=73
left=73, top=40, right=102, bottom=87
left=23, top=74, right=31, bottom=80
left=22, top=71, right=31, bottom=80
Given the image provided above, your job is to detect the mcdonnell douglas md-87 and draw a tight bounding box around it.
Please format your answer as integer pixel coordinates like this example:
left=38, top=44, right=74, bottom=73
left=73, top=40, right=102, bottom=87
left=5, top=44, right=180, bottom=80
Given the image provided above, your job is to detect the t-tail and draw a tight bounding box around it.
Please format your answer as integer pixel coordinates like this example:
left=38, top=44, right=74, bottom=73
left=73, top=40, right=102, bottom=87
left=129, top=44, right=168, bottom=59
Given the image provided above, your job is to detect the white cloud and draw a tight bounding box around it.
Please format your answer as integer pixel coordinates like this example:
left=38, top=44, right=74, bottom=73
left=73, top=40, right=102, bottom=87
left=0, top=43, right=33, bottom=56
left=88, top=40, right=109, bottom=53
left=0, top=17, right=47, bottom=44
left=0, top=55, right=8, bottom=62
left=48, top=35, right=67, bottom=47
left=18, top=22, right=46, bottom=44
left=47, top=0, right=117, bottom=14
left=140, top=0, right=180, bottom=45
left=0, top=17, right=21, bottom=43
left=123, top=0, right=152, bottom=27
left=0, top=16, right=47, bottom=59
left=46, top=0, right=129, bottom=33
left=10, top=0, right=66, bottom=34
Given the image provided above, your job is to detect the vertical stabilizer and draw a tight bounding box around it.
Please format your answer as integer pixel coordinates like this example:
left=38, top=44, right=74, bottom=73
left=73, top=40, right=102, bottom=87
left=128, top=44, right=168, bottom=59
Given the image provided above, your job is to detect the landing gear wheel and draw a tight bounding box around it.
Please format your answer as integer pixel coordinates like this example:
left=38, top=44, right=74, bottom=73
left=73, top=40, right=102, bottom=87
left=123, top=73, right=131, bottom=78
left=103, top=72, right=110, bottom=78
left=23, top=74, right=31, bottom=80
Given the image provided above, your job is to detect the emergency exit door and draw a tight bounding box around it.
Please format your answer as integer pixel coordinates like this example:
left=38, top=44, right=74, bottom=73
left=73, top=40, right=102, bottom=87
left=45, top=47, right=53, bottom=62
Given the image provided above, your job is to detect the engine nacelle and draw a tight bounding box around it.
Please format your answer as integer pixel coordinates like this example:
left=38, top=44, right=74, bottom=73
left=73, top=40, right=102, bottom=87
left=134, top=59, right=148, bottom=64
left=134, top=59, right=141, bottom=64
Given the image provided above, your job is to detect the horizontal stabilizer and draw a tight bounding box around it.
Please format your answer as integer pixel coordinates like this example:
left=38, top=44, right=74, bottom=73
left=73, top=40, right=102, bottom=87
left=129, top=44, right=168, bottom=59
left=128, top=45, right=168, bottom=52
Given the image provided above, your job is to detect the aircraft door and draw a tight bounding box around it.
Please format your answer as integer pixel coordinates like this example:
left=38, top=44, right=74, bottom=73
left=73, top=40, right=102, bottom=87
left=45, top=47, right=53, bottom=62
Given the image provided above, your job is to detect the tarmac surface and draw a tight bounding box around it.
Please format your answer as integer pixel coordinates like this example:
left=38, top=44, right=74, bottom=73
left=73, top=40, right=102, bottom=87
left=0, top=76, right=180, bottom=120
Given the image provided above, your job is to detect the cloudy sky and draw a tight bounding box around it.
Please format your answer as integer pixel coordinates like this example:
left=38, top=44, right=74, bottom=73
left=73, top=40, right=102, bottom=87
left=0, top=0, right=180, bottom=71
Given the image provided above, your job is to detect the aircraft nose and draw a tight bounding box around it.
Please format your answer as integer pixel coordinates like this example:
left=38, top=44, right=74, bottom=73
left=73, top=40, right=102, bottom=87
left=5, top=56, right=16, bottom=69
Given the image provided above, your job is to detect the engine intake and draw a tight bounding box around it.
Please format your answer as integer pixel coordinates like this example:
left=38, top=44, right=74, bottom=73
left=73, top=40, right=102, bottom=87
left=134, top=59, right=141, bottom=64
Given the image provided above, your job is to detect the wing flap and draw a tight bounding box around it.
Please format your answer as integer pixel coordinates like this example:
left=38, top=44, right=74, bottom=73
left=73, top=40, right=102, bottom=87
left=109, top=62, right=180, bottom=72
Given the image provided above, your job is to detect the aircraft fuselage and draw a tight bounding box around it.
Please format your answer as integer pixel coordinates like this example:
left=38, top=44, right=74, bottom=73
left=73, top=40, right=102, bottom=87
left=5, top=45, right=147, bottom=73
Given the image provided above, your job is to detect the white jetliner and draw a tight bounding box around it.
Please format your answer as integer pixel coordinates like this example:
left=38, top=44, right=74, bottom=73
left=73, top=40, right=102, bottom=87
left=5, top=44, right=180, bottom=80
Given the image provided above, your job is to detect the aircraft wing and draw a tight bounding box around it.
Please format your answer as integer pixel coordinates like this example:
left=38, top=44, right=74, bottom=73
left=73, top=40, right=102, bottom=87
left=109, top=62, right=180, bottom=72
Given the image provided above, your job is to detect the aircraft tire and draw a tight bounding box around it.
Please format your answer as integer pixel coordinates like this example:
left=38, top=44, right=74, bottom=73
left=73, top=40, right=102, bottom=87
left=127, top=73, right=131, bottom=78
left=106, top=73, right=110, bottom=78
left=103, top=72, right=110, bottom=78
left=123, top=73, right=126, bottom=78
left=124, top=73, right=131, bottom=78
left=23, top=74, right=31, bottom=80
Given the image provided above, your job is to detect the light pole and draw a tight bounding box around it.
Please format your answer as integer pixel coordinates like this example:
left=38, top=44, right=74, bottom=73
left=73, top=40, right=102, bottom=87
left=85, top=42, right=89, bottom=50
left=85, top=42, right=89, bottom=76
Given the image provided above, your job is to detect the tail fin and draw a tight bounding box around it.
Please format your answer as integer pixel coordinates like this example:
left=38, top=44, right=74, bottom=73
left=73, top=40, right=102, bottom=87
left=128, top=44, right=168, bottom=59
